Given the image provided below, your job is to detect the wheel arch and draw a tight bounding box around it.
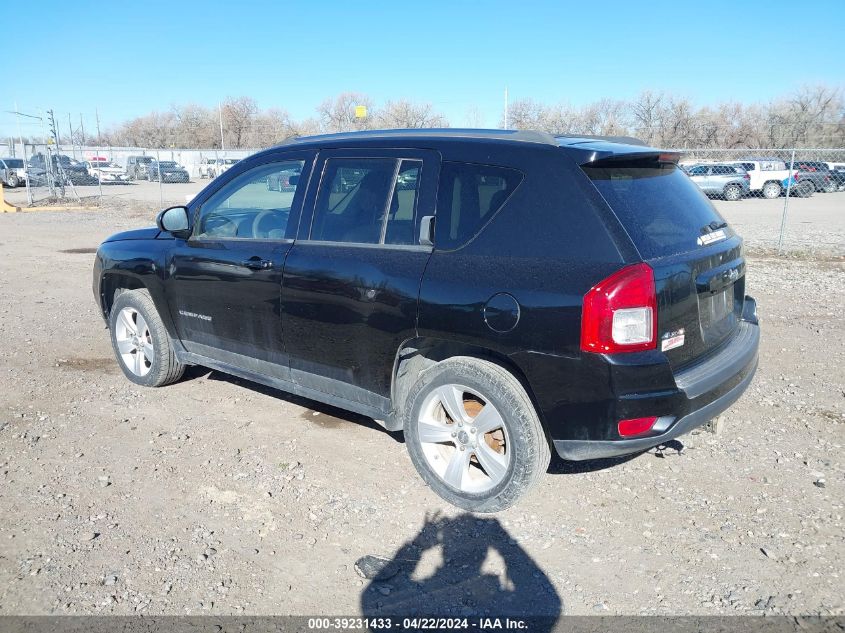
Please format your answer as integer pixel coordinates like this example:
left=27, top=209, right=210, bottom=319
left=389, top=337, right=548, bottom=437
left=100, top=271, right=146, bottom=319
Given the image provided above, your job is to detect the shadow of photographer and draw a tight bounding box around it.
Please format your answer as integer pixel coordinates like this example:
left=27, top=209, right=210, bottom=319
left=359, top=512, right=562, bottom=625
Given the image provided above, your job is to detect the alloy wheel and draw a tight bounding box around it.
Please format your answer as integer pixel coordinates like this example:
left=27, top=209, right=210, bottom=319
left=416, top=384, right=510, bottom=493
left=114, top=307, right=154, bottom=376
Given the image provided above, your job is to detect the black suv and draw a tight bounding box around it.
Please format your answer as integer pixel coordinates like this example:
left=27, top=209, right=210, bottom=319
left=93, top=130, right=760, bottom=511
left=790, top=160, right=837, bottom=194
left=28, top=153, right=90, bottom=185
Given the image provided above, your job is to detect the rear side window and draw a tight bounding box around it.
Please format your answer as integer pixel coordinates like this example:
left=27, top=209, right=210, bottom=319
left=435, top=162, right=523, bottom=250
left=583, top=159, right=728, bottom=259
left=310, top=157, right=423, bottom=246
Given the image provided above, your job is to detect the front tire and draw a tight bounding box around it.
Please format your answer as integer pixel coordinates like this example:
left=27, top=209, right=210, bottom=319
left=109, top=289, right=185, bottom=387
left=724, top=184, right=742, bottom=201
left=403, top=357, right=550, bottom=512
left=762, top=182, right=781, bottom=199
left=8, top=173, right=19, bottom=187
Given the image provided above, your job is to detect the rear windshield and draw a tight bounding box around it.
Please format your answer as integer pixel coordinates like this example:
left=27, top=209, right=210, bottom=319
left=583, top=159, right=728, bottom=259
left=3, top=159, right=24, bottom=168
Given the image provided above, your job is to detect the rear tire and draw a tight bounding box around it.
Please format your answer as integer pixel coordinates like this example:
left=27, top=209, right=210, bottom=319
left=794, top=181, right=814, bottom=198
left=403, top=357, right=550, bottom=512
left=724, top=184, right=742, bottom=201
left=109, top=289, right=185, bottom=388
left=762, top=182, right=781, bottom=199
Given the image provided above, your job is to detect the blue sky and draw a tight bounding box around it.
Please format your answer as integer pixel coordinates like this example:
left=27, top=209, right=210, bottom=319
left=3, top=0, right=844, bottom=136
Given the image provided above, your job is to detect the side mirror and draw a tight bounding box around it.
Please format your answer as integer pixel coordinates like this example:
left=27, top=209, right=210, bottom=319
left=288, top=174, right=299, bottom=186
left=156, top=205, right=190, bottom=237
left=419, top=215, right=435, bottom=247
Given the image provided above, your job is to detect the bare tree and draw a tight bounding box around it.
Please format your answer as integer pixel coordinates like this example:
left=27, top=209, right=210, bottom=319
left=318, top=92, right=376, bottom=133
left=220, top=97, right=259, bottom=148
left=376, top=100, right=449, bottom=128
left=172, top=104, right=217, bottom=148
left=44, top=83, right=845, bottom=152
left=501, top=98, right=547, bottom=130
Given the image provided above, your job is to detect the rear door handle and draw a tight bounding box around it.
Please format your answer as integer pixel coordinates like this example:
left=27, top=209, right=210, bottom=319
left=240, top=258, right=273, bottom=270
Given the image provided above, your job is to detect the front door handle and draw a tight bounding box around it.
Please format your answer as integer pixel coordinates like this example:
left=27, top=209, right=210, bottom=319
left=240, top=257, right=273, bottom=270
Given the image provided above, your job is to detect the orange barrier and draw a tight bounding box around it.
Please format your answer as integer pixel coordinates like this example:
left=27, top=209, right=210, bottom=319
left=0, top=182, right=98, bottom=213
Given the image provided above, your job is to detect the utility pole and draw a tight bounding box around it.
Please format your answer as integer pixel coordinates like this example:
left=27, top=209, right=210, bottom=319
left=79, top=113, right=85, bottom=148
left=13, top=102, right=33, bottom=204
left=46, top=109, right=58, bottom=144
left=46, top=109, right=59, bottom=196
left=218, top=102, right=225, bottom=151
left=504, top=87, right=509, bottom=130
left=67, top=112, right=77, bottom=158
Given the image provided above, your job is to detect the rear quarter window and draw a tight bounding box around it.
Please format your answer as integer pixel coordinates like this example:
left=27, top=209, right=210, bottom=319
left=435, top=162, right=523, bottom=250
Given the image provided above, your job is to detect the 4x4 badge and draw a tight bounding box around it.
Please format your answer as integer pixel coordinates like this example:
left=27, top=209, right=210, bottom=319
left=661, top=328, right=685, bottom=352
left=697, top=229, right=726, bottom=246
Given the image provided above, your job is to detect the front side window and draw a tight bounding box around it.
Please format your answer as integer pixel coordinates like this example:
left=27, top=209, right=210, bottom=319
left=196, top=159, right=306, bottom=240
left=310, top=157, right=423, bottom=246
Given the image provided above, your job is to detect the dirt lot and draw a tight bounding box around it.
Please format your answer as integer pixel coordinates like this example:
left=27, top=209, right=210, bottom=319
left=0, top=193, right=843, bottom=617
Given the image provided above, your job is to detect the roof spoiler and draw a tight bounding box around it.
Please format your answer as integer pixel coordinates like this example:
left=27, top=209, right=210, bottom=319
left=557, top=134, right=648, bottom=147
left=584, top=151, right=682, bottom=166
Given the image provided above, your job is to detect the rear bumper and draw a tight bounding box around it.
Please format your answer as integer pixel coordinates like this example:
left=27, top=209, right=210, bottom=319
left=553, top=298, right=760, bottom=461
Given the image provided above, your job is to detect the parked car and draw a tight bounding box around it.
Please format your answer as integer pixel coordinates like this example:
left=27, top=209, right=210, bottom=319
left=93, top=129, right=760, bottom=512
left=0, top=157, right=27, bottom=187
left=829, top=168, right=845, bottom=191
left=85, top=159, right=130, bottom=184
left=27, top=153, right=90, bottom=185
left=147, top=160, right=190, bottom=183
left=198, top=157, right=218, bottom=179
left=780, top=174, right=814, bottom=198
left=789, top=161, right=837, bottom=194
left=686, top=163, right=750, bottom=200
left=266, top=167, right=301, bottom=191
left=126, top=156, right=156, bottom=180
left=725, top=159, right=795, bottom=198
left=199, top=157, right=238, bottom=179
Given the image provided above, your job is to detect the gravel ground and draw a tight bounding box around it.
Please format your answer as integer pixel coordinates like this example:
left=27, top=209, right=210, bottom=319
left=0, top=197, right=843, bottom=617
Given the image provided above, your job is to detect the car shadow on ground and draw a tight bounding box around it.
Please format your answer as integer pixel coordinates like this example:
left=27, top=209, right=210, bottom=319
left=187, top=367, right=686, bottom=468
left=191, top=367, right=403, bottom=442
left=359, top=512, right=562, bottom=625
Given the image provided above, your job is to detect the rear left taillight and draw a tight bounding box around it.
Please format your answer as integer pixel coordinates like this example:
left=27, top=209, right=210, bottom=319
left=581, top=263, right=657, bottom=354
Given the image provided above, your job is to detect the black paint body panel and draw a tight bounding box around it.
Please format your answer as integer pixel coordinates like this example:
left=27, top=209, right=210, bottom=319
left=94, top=131, right=760, bottom=458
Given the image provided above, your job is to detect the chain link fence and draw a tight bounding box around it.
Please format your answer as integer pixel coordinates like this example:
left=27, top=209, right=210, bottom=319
left=1, top=142, right=257, bottom=207
left=2, top=141, right=843, bottom=255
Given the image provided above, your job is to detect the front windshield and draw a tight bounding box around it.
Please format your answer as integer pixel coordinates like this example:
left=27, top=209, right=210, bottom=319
left=159, top=161, right=177, bottom=168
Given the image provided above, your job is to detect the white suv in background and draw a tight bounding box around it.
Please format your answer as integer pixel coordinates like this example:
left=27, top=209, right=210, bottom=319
left=198, top=157, right=239, bottom=179
left=725, top=159, right=792, bottom=198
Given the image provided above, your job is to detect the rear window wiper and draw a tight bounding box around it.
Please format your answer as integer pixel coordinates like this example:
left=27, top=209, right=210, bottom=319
left=701, top=220, right=728, bottom=234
